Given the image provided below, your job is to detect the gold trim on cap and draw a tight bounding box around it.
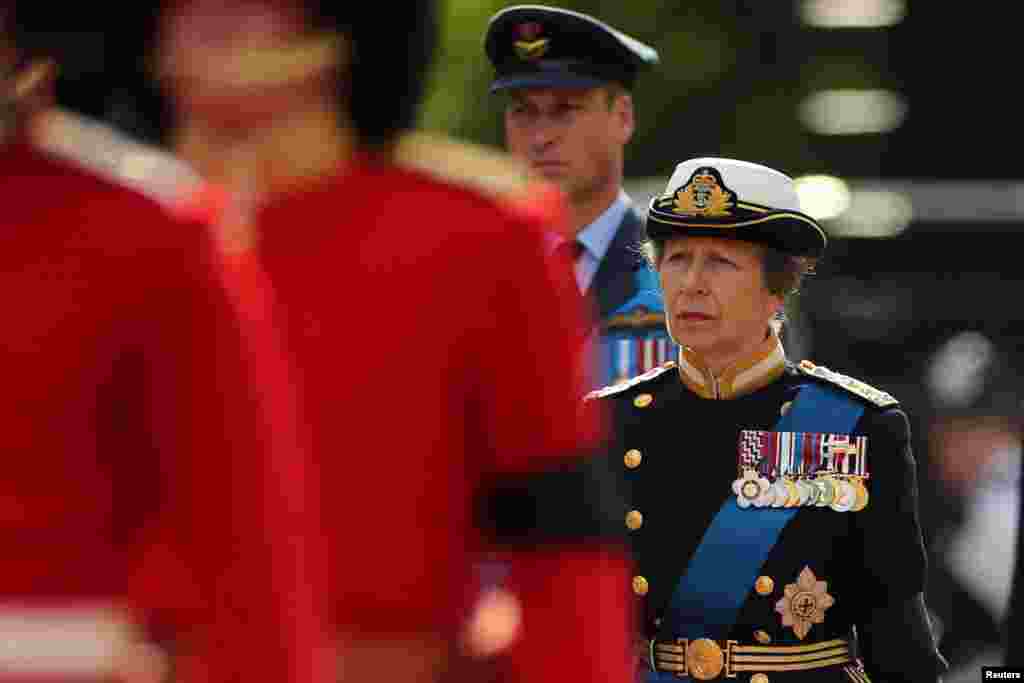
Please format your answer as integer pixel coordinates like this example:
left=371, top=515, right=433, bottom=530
left=647, top=208, right=826, bottom=245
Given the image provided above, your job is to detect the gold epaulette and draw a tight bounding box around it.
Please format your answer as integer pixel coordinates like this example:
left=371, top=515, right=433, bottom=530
left=393, top=131, right=538, bottom=203
left=584, top=361, right=677, bottom=401
left=31, top=109, right=201, bottom=210
left=796, top=360, right=898, bottom=408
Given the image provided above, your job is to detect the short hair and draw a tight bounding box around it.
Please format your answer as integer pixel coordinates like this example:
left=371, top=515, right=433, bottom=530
left=603, top=82, right=627, bottom=109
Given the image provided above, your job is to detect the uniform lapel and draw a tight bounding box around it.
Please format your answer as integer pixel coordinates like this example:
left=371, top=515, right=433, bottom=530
left=589, top=207, right=646, bottom=322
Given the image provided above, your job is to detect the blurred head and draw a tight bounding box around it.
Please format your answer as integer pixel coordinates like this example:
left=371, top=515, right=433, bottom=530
left=1, top=4, right=60, bottom=140
left=155, top=1, right=344, bottom=133
left=643, top=158, right=824, bottom=368
left=111, top=1, right=437, bottom=149
left=485, top=6, right=656, bottom=209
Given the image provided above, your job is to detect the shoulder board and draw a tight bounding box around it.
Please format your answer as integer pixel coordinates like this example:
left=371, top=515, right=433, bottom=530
left=584, top=361, right=676, bottom=401
left=796, top=360, right=898, bottom=408
left=393, top=131, right=538, bottom=203
left=31, top=109, right=201, bottom=210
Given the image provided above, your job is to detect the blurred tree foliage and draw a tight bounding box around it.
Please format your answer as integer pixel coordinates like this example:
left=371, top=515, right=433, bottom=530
left=417, top=1, right=892, bottom=181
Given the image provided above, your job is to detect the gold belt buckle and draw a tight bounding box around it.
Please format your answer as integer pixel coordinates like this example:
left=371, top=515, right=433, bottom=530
left=676, top=638, right=738, bottom=680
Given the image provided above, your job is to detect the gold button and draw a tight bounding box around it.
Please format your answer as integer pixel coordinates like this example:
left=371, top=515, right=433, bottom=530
left=751, top=674, right=770, bottom=683
left=624, top=449, right=643, bottom=469
left=632, top=576, right=649, bottom=596
left=754, top=575, right=774, bottom=595
left=753, top=630, right=772, bottom=644
left=686, top=638, right=725, bottom=680
left=625, top=510, right=643, bottom=530
left=779, top=401, right=792, bottom=416
left=633, top=393, right=653, bottom=408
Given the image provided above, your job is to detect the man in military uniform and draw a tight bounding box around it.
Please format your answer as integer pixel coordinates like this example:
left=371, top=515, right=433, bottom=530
left=119, top=2, right=637, bottom=682
left=484, top=5, right=674, bottom=389
left=586, top=158, right=948, bottom=682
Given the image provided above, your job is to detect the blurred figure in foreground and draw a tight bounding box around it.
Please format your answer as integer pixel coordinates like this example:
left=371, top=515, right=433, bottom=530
left=586, top=158, right=948, bottom=682
left=1, top=6, right=317, bottom=683
left=120, top=2, right=637, bottom=681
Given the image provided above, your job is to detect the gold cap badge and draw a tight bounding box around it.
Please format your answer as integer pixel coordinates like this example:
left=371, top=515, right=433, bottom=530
left=663, top=166, right=735, bottom=218
left=513, top=22, right=549, bottom=61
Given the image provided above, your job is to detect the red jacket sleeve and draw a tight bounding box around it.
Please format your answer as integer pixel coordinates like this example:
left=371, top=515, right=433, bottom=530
left=466, top=190, right=632, bottom=683
left=128, top=219, right=327, bottom=683
left=469, top=195, right=606, bottom=474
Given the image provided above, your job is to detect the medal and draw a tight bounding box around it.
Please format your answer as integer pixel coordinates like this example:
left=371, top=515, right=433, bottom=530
left=769, top=480, right=788, bottom=508
left=803, top=479, right=820, bottom=507
left=793, top=479, right=808, bottom=506
left=815, top=476, right=835, bottom=507
left=734, top=429, right=871, bottom=512
left=850, top=477, right=869, bottom=512
left=829, top=479, right=855, bottom=512
left=794, top=481, right=811, bottom=507
left=783, top=479, right=801, bottom=508
left=732, top=469, right=770, bottom=508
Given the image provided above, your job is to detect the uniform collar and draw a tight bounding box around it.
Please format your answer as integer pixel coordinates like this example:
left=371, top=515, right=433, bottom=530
left=676, top=329, right=786, bottom=399
left=576, top=189, right=630, bottom=262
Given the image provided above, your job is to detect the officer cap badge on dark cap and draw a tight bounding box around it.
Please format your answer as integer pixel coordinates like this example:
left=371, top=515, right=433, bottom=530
left=646, top=158, right=827, bottom=258
left=484, top=5, right=659, bottom=93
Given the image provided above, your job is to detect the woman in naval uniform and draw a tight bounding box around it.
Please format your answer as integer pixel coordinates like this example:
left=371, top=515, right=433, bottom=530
left=586, top=158, right=948, bottom=682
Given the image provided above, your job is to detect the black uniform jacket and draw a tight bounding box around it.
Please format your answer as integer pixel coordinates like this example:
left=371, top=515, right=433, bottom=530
left=588, top=357, right=949, bottom=683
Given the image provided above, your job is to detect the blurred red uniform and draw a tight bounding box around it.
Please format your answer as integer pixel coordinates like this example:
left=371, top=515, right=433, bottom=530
left=0, top=121, right=320, bottom=682
left=108, top=1, right=636, bottom=679
left=227, top=134, right=634, bottom=682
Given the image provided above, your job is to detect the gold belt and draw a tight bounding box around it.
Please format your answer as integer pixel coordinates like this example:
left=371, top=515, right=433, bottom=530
left=644, top=637, right=852, bottom=680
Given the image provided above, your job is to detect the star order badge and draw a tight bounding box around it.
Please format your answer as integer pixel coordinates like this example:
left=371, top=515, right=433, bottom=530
left=775, top=566, right=834, bottom=639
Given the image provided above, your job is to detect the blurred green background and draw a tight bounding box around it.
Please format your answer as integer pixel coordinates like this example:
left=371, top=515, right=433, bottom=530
left=418, top=0, right=900, bottom=181
left=415, top=1, right=1015, bottom=183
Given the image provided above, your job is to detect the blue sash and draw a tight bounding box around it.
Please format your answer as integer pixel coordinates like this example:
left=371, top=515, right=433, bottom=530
left=644, top=383, right=864, bottom=682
